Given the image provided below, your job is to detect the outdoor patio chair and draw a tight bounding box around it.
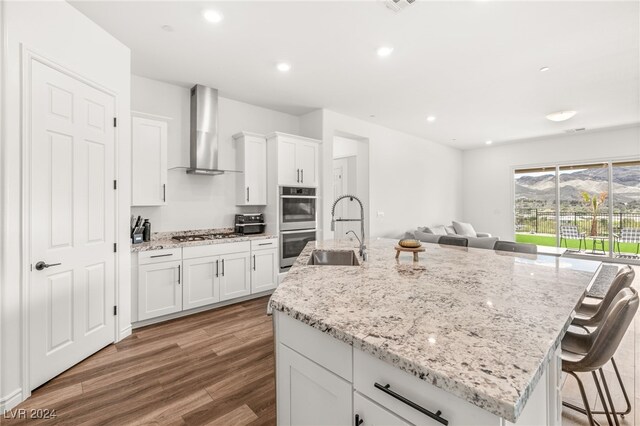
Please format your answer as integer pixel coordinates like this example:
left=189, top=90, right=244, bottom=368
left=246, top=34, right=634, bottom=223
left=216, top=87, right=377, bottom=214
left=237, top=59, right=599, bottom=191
left=614, top=228, right=640, bottom=256
left=560, top=225, right=587, bottom=251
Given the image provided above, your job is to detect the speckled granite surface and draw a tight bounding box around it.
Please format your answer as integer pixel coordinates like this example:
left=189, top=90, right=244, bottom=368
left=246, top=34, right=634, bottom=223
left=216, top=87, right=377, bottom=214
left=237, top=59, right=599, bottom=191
left=269, top=238, right=601, bottom=422
left=130, top=228, right=276, bottom=252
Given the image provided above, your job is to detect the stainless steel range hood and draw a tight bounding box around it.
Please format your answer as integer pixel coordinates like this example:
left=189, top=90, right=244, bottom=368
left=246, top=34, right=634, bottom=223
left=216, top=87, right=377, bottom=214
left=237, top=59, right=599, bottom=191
left=186, top=84, right=225, bottom=175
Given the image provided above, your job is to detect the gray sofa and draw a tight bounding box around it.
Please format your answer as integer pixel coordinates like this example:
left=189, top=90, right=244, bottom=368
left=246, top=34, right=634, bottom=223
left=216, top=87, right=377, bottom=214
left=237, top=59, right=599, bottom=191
left=405, top=221, right=499, bottom=250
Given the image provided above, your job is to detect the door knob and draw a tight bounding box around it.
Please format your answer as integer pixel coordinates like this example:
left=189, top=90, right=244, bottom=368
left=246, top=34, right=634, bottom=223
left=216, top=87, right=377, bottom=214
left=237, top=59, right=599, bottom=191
left=35, top=261, right=61, bottom=271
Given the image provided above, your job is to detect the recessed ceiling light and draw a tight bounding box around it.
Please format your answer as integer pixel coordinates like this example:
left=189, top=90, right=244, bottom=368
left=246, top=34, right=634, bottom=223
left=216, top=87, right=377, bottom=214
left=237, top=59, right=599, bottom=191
left=546, top=110, right=577, bottom=122
left=276, top=62, right=291, bottom=72
left=485, top=140, right=493, bottom=145
left=369, top=114, right=376, bottom=118
left=377, top=46, right=394, bottom=57
left=161, top=25, right=174, bottom=32
left=426, top=116, right=436, bottom=122
left=539, top=66, right=550, bottom=72
left=203, top=10, right=223, bottom=23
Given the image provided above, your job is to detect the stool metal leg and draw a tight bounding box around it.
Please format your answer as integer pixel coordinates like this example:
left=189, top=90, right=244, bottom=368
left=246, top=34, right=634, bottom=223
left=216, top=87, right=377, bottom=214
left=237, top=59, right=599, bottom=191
left=563, top=371, right=600, bottom=426
left=592, top=370, right=614, bottom=426
left=590, top=358, right=632, bottom=417
left=599, top=368, right=620, bottom=426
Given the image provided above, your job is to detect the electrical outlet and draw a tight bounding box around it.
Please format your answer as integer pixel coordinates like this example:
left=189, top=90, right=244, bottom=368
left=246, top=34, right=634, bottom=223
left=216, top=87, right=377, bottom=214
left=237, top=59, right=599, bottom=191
left=377, top=211, right=385, bottom=217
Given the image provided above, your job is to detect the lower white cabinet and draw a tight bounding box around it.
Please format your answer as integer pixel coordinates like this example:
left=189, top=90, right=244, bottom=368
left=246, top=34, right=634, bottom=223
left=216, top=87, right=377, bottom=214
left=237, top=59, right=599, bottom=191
left=354, top=392, right=410, bottom=426
left=138, top=260, right=182, bottom=321
left=251, top=247, right=278, bottom=293
left=277, top=343, right=353, bottom=426
left=182, top=256, right=220, bottom=310
left=219, top=251, right=251, bottom=301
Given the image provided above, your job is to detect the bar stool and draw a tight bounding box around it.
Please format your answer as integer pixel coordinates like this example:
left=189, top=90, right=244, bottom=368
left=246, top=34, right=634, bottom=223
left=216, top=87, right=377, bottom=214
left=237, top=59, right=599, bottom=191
left=562, top=287, right=638, bottom=426
left=573, top=266, right=635, bottom=327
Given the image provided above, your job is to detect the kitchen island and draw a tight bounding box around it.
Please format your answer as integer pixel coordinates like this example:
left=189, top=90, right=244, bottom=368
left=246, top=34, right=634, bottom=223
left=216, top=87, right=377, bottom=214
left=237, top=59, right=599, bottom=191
left=269, top=239, right=601, bottom=426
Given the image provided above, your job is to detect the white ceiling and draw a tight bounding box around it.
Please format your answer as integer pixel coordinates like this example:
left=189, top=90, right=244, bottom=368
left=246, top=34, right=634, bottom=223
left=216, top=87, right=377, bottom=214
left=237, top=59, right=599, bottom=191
left=70, top=1, right=640, bottom=149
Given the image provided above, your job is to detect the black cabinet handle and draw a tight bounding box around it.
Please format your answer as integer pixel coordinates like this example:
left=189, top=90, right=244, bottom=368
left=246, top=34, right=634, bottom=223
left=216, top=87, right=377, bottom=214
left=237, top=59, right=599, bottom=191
left=301, top=169, right=304, bottom=183
left=222, top=259, right=225, bottom=276
left=177, top=265, right=181, bottom=284
left=163, top=183, right=166, bottom=202
left=216, top=259, right=219, bottom=277
left=297, top=169, right=300, bottom=183
left=246, top=187, right=250, bottom=202
left=253, top=255, right=256, bottom=271
left=354, top=414, right=363, bottom=426
left=374, top=383, right=448, bottom=425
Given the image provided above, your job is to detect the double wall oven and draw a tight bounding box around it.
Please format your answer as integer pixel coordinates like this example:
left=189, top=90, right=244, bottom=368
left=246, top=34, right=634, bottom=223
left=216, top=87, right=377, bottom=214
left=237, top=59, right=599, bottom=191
left=280, top=187, right=317, bottom=270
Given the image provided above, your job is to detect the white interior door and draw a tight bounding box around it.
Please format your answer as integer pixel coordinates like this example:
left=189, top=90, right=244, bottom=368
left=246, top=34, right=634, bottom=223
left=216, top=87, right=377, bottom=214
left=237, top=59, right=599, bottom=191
left=29, top=60, right=116, bottom=389
left=333, top=157, right=358, bottom=239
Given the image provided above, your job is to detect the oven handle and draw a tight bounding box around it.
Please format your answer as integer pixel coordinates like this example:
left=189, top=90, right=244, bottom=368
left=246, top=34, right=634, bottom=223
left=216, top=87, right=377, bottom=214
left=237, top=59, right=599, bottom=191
left=280, top=195, right=317, bottom=199
left=280, top=229, right=317, bottom=235
left=235, top=223, right=266, bottom=226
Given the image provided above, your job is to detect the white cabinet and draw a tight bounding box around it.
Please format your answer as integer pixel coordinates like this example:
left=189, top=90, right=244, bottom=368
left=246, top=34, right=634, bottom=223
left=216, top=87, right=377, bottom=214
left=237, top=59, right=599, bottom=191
left=354, top=392, right=411, bottom=426
left=234, top=132, right=267, bottom=206
left=251, top=239, right=278, bottom=293
left=277, top=344, right=353, bottom=426
left=138, top=260, right=182, bottom=321
left=219, top=251, right=251, bottom=301
left=269, top=132, right=320, bottom=187
left=182, top=256, right=220, bottom=310
left=131, top=114, right=168, bottom=206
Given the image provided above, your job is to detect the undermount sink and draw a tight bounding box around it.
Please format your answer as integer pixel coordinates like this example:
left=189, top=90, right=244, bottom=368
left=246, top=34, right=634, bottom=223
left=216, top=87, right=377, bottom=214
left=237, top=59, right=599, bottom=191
left=307, top=250, right=360, bottom=266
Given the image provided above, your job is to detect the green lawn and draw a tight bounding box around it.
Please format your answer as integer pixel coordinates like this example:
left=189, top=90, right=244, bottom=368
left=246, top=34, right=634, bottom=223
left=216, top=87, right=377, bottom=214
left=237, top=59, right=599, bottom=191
left=515, top=233, right=639, bottom=255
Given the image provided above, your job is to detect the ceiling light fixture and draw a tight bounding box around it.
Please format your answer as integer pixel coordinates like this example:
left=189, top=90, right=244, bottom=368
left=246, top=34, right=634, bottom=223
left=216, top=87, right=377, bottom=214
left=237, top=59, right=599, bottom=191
left=539, top=66, right=550, bottom=72
left=546, top=110, right=577, bottom=122
left=276, top=62, right=291, bottom=72
left=203, top=10, right=223, bottom=23
left=426, top=116, right=436, bottom=122
left=377, top=46, right=394, bottom=57
left=485, top=140, right=493, bottom=145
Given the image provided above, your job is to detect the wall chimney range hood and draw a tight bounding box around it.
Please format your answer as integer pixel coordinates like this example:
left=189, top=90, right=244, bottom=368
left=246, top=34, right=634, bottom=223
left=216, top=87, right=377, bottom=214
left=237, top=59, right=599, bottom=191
left=187, top=84, right=227, bottom=175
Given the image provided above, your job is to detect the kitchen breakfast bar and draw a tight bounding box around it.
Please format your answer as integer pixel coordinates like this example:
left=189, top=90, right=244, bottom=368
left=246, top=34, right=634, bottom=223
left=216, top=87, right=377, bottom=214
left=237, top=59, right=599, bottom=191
left=269, top=239, right=601, bottom=426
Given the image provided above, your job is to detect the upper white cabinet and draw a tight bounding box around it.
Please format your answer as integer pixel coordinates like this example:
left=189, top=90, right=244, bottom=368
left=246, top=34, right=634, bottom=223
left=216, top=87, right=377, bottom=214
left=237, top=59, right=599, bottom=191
left=269, top=132, right=320, bottom=187
left=234, top=132, right=267, bottom=206
left=131, top=113, right=168, bottom=206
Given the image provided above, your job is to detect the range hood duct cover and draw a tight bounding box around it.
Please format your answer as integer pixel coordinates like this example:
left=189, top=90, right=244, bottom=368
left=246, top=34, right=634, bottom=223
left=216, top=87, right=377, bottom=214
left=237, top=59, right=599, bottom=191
left=187, top=84, right=225, bottom=175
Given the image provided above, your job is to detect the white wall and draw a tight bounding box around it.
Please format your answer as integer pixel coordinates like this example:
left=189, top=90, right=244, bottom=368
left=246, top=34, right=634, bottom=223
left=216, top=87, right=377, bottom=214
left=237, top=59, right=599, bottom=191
left=130, top=75, right=300, bottom=231
left=0, top=0, right=131, bottom=411
left=314, top=110, right=463, bottom=240
left=462, top=125, right=640, bottom=240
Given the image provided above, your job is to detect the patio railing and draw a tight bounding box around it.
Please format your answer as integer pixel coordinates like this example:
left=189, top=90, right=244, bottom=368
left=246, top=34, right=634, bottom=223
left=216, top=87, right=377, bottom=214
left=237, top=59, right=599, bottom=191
left=515, top=209, right=640, bottom=236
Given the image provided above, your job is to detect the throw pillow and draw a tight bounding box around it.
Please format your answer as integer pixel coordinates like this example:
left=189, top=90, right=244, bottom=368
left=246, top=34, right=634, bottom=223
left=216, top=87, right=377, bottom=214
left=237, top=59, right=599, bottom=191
left=414, top=230, right=441, bottom=244
left=444, top=225, right=457, bottom=235
left=452, top=221, right=477, bottom=237
left=424, top=225, right=447, bottom=235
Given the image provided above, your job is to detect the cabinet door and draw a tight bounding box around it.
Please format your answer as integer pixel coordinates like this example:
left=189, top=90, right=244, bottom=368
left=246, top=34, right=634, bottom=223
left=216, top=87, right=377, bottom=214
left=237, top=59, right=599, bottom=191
left=277, top=344, right=352, bottom=425
left=138, top=260, right=182, bottom=321
left=219, top=252, right=251, bottom=301
left=131, top=116, right=167, bottom=206
left=183, top=256, right=220, bottom=310
left=245, top=137, right=267, bottom=205
left=278, top=138, right=298, bottom=186
left=296, top=141, right=318, bottom=187
left=354, top=392, right=411, bottom=426
left=251, top=248, right=278, bottom=293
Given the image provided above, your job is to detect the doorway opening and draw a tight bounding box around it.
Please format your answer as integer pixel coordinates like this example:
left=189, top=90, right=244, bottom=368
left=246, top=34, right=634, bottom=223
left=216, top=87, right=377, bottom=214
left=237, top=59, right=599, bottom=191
left=332, top=134, right=370, bottom=242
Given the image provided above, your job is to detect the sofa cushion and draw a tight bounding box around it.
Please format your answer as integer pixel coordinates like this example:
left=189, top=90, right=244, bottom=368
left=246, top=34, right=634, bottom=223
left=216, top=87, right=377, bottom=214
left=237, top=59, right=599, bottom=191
left=444, top=225, right=457, bottom=235
left=452, top=221, right=477, bottom=238
left=423, top=225, right=447, bottom=236
left=467, top=236, right=499, bottom=250
left=414, top=230, right=441, bottom=244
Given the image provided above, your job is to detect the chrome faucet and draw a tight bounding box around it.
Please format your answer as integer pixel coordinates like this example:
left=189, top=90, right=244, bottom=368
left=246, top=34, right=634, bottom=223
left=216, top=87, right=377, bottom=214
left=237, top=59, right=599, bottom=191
left=331, top=194, right=367, bottom=261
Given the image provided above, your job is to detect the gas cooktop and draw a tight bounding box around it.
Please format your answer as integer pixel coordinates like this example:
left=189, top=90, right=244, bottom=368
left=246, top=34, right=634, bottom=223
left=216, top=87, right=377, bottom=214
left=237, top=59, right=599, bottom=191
left=171, top=233, right=241, bottom=243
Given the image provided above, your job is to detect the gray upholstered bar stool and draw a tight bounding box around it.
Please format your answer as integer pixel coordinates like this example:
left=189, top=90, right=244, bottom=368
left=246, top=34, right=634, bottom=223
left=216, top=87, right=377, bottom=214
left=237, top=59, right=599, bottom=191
left=562, top=287, right=638, bottom=426
left=493, top=241, right=538, bottom=254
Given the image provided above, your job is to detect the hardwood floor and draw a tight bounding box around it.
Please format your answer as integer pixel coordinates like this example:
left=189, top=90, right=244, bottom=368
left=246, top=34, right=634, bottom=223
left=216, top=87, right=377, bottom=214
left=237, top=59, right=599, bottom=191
left=5, top=296, right=275, bottom=426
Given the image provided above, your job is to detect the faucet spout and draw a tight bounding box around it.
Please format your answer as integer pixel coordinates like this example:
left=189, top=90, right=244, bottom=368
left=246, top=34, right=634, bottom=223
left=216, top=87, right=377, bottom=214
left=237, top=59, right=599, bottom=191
left=331, top=194, right=366, bottom=261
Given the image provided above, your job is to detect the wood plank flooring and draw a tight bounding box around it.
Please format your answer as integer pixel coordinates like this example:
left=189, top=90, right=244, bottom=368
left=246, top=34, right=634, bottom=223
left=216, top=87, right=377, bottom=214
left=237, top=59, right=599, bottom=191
left=4, top=296, right=275, bottom=426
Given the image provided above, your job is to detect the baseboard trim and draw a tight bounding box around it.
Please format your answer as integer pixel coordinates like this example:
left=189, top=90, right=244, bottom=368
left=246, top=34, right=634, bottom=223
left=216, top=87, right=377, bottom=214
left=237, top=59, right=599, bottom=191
left=1, top=388, right=23, bottom=413
left=132, top=290, right=274, bottom=329
left=118, top=325, right=132, bottom=342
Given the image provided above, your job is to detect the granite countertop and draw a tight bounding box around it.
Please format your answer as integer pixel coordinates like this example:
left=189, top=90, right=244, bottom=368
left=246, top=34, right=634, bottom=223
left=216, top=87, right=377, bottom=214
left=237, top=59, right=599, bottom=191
left=269, top=238, right=601, bottom=422
left=130, top=228, right=277, bottom=253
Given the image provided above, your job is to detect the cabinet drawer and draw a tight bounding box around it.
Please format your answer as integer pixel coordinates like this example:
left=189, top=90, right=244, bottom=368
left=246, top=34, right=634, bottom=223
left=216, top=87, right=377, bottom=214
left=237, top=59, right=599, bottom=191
left=354, top=391, right=411, bottom=426
left=354, top=350, right=499, bottom=426
left=251, top=238, right=278, bottom=250
left=277, top=311, right=352, bottom=381
left=138, top=247, right=182, bottom=265
left=183, top=241, right=250, bottom=259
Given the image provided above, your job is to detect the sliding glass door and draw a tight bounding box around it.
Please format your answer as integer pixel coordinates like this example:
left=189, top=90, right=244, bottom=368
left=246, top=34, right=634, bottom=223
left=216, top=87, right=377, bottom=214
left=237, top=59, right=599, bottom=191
left=514, top=159, right=640, bottom=259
